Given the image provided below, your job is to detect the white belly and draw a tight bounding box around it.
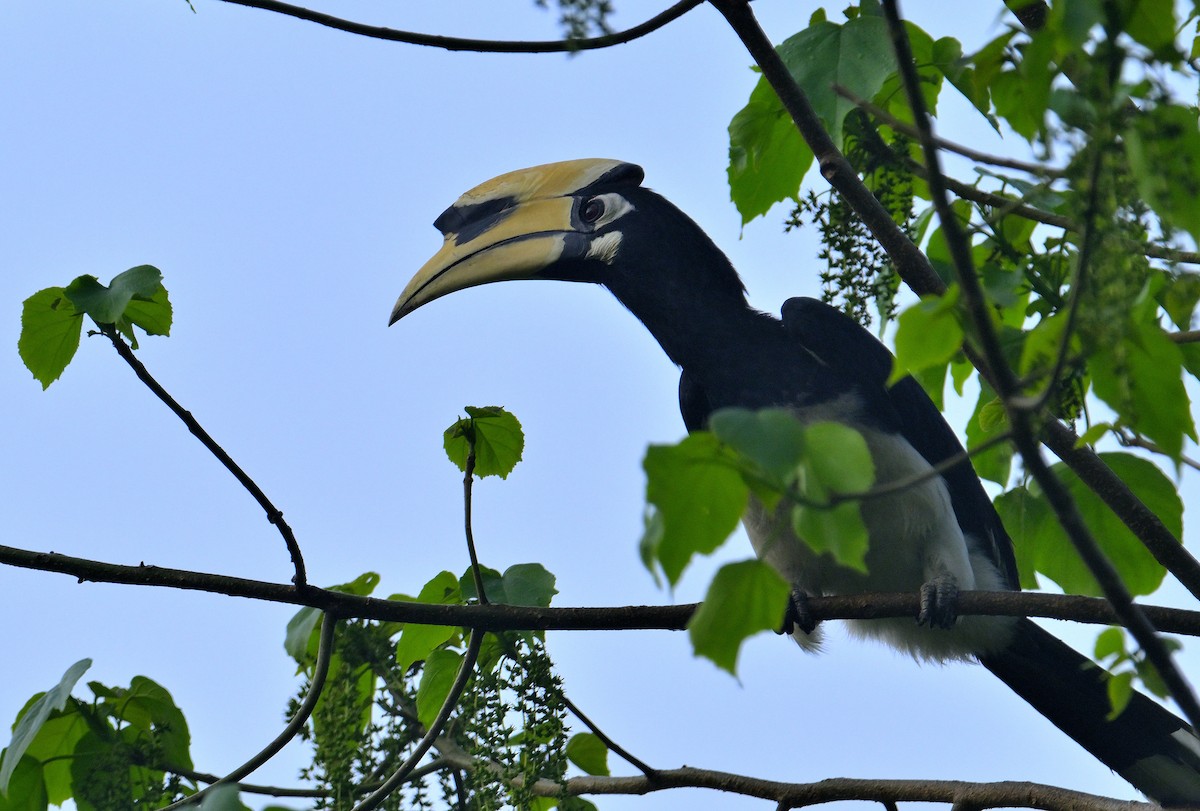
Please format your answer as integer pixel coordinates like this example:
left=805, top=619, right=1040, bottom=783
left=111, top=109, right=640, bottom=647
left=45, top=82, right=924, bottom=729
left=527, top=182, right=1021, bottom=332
left=744, top=424, right=1015, bottom=661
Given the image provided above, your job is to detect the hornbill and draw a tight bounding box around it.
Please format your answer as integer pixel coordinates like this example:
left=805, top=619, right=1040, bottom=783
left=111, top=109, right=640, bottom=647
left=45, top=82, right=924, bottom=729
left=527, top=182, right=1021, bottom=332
left=390, top=158, right=1200, bottom=804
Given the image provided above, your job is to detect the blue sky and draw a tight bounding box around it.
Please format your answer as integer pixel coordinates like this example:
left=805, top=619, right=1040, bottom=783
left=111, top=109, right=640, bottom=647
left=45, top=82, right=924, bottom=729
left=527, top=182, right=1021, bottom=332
left=2, top=1, right=1195, bottom=808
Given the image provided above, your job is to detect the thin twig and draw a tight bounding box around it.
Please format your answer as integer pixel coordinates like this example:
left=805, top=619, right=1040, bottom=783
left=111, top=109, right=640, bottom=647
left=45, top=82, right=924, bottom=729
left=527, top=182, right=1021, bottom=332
left=881, top=0, right=1200, bottom=732
left=162, top=611, right=339, bottom=809
left=1170, top=329, right=1200, bottom=343
left=833, top=84, right=1061, bottom=177
left=463, top=446, right=487, bottom=605
left=560, top=693, right=659, bottom=779
left=1115, top=428, right=1200, bottom=472
left=352, top=630, right=483, bottom=811
left=214, top=0, right=703, bottom=53
left=98, top=326, right=308, bottom=588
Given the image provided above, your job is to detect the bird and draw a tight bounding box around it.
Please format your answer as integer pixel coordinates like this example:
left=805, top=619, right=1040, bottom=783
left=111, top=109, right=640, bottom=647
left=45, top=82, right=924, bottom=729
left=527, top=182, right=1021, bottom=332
left=390, top=157, right=1200, bottom=805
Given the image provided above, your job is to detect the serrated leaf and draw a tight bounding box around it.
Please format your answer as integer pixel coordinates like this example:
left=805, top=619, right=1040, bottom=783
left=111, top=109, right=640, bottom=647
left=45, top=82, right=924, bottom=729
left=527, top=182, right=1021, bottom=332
left=18, top=287, right=83, bottom=389
left=416, top=649, right=463, bottom=728
left=727, top=79, right=814, bottom=224
left=565, top=733, right=610, bottom=776
left=443, top=406, right=524, bottom=479
left=1090, top=320, right=1195, bottom=460
left=889, top=287, right=963, bottom=384
left=644, top=433, right=748, bottom=585
left=0, top=659, right=91, bottom=794
left=792, top=501, right=869, bottom=572
left=728, top=16, right=895, bottom=224
left=688, top=560, right=790, bottom=674
left=996, top=453, right=1176, bottom=596
left=123, top=284, right=172, bottom=337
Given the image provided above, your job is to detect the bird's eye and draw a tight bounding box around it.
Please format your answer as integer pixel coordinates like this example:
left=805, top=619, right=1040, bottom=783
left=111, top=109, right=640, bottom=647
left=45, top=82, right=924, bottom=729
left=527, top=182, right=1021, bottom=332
left=581, top=197, right=606, bottom=224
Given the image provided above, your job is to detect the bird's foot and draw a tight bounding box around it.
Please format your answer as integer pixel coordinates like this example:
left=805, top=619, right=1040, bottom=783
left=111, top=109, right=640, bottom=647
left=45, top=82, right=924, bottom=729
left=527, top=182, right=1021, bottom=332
left=779, top=588, right=818, bottom=636
left=917, top=574, right=959, bottom=629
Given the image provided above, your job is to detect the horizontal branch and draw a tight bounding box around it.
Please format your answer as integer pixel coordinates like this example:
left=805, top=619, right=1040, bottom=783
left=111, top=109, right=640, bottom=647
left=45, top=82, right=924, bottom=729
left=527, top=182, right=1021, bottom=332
left=3, top=542, right=1199, bottom=635
left=530, top=767, right=1151, bottom=811
left=213, top=0, right=703, bottom=53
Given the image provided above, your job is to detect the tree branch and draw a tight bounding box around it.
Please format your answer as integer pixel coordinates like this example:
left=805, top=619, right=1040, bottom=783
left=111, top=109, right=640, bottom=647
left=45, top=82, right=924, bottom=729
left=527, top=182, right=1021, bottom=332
left=212, top=0, right=703, bottom=53
left=4, top=541, right=1200, bottom=634
left=164, top=611, right=338, bottom=810
left=529, top=768, right=1150, bottom=811
left=99, top=326, right=308, bottom=589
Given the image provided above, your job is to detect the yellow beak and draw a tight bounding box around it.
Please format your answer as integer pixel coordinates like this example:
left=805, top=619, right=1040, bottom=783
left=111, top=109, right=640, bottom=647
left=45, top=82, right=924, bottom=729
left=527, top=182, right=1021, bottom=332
left=389, top=196, right=576, bottom=324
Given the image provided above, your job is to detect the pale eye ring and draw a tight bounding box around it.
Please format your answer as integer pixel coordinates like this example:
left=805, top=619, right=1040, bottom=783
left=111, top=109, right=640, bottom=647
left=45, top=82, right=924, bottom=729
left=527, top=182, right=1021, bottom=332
left=581, top=197, right=606, bottom=224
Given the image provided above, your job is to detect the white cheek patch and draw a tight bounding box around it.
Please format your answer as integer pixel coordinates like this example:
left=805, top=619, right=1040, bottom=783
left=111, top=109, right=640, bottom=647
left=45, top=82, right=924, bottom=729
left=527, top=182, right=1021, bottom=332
left=587, top=231, right=623, bottom=264
left=592, top=193, right=636, bottom=228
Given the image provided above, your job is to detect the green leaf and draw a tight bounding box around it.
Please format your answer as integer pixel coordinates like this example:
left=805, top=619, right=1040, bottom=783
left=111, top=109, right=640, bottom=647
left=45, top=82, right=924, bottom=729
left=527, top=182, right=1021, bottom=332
left=1094, top=627, right=1127, bottom=662
left=122, top=284, right=172, bottom=337
left=996, top=453, right=1176, bottom=596
left=727, top=79, right=814, bottom=224
left=778, top=17, right=895, bottom=147
left=965, top=383, right=1012, bottom=486
left=1119, top=0, right=1178, bottom=56
left=443, top=406, right=524, bottom=479
left=118, top=677, right=191, bottom=771
left=709, top=408, right=806, bottom=483
left=1107, top=670, right=1135, bottom=720
left=1125, top=104, right=1200, bottom=245
left=497, top=563, right=557, bottom=607
left=802, top=422, right=874, bottom=494
left=416, top=649, right=463, bottom=729
left=197, top=783, right=249, bottom=811
left=0, top=659, right=90, bottom=794
left=727, top=16, right=895, bottom=223
left=20, top=712, right=86, bottom=805
left=284, top=607, right=323, bottom=664
left=62, top=266, right=163, bottom=325
left=459, top=566, right=504, bottom=603
left=565, top=732, right=610, bottom=776
left=643, top=433, right=748, bottom=585
left=18, top=287, right=83, bottom=389
left=792, top=500, right=870, bottom=572
left=0, top=756, right=46, bottom=811
left=396, top=571, right=462, bottom=672
left=889, top=287, right=963, bottom=384
left=1090, top=320, right=1195, bottom=460
left=688, top=559, right=790, bottom=674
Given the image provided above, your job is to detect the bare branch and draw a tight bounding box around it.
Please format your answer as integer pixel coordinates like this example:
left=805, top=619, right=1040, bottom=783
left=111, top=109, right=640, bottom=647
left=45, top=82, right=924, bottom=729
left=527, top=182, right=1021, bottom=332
left=833, top=84, right=1061, bottom=177
left=213, top=0, right=703, bottom=53
left=530, top=768, right=1150, bottom=811
left=98, top=326, right=308, bottom=589
left=4, top=540, right=1200, bottom=634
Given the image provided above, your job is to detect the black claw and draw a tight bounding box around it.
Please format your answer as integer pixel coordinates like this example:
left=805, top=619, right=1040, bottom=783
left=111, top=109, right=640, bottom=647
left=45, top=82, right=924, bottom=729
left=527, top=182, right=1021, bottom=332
left=780, top=588, right=818, bottom=636
left=917, top=575, right=959, bottom=629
